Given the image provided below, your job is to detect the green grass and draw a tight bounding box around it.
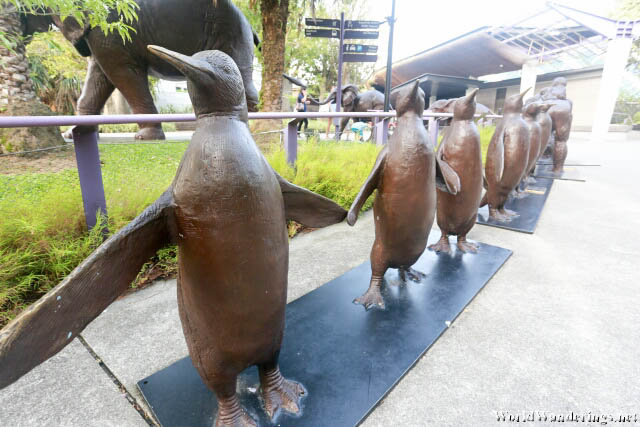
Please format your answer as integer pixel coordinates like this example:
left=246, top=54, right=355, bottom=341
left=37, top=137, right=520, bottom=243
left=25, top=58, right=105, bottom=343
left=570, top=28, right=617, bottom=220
left=0, top=124, right=496, bottom=328
left=0, top=139, right=380, bottom=327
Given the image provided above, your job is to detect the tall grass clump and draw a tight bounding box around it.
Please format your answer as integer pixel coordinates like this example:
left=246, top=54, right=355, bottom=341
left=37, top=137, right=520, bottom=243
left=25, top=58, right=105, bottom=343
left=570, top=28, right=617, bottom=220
left=1, top=138, right=382, bottom=326
left=0, top=142, right=188, bottom=326
left=267, top=138, right=382, bottom=210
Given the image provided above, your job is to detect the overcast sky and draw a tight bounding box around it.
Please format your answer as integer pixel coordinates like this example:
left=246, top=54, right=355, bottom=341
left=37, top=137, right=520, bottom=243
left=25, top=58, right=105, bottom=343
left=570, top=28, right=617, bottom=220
left=372, top=0, right=619, bottom=62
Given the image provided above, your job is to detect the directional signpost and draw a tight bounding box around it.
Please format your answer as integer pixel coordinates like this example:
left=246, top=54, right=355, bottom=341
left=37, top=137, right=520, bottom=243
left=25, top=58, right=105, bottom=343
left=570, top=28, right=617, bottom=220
left=344, top=30, right=379, bottom=39
left=305, top=28, right=340, bottom=38
left=305, top=16, right=383, bottom=139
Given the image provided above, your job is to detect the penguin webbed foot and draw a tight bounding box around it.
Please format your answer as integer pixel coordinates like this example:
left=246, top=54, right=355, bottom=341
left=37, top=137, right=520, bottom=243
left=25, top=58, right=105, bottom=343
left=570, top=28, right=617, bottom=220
left=428, top=234, right=453, bottom=255
left=215, top=411, right=257, bottom=427
left=259, top=366, right=306, bottom=421
left=500, top=208, right=519, bottom=219
left=456, top=238, right=479, bottom=254
left=488, top=207, right=513, bottom=222
left=353, top=286, right=385, bottom=310
left=399, top=267, right=427, bottom=283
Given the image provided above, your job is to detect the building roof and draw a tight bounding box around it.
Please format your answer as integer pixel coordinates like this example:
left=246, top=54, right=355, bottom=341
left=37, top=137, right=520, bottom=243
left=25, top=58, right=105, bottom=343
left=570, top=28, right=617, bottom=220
left=371, top=2, right=639, bottom=89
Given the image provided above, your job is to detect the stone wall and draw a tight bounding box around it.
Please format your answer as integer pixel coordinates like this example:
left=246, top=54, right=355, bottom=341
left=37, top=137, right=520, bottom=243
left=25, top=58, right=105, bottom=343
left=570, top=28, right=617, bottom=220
left=0, top=10, right=37, bottom=105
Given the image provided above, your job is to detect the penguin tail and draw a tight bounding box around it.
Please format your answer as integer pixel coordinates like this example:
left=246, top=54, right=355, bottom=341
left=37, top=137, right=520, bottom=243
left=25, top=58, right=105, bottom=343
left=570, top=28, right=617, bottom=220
left=0, top=189, right=175, bottom=389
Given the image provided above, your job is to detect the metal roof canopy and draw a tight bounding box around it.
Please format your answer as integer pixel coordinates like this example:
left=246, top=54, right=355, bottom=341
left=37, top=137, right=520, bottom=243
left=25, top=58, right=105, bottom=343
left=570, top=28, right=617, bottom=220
left=372, top=2, right=637, bottom=89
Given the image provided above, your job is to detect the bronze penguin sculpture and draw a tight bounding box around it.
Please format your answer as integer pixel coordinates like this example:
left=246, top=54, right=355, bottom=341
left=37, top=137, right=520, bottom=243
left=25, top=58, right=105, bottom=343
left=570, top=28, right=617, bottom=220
left=0, top=48, right=347, bottom=427
left=520, top=101, right=544, bottom=186
left=480, top=90, right=530, bottom=222
left=533, top=103, right=553, bottom=165
left=346, top=81, right=453, bottom=310
left=428, top=89, right=483, bottom=255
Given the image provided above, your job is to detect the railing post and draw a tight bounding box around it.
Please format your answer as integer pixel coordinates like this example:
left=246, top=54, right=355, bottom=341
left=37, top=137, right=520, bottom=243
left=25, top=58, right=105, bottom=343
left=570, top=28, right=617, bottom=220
left=374, top=117, right=389, bottom=145
left=428, top=117, right=440, bottom=146
left=72, top=128, right=108, bottom=233
left=284, top=119, right=301, bottom=166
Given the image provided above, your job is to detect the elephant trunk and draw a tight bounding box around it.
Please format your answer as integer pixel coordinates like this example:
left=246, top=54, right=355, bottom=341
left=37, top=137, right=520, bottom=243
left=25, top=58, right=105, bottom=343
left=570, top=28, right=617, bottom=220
left=317, top=90, right=336, bottom=106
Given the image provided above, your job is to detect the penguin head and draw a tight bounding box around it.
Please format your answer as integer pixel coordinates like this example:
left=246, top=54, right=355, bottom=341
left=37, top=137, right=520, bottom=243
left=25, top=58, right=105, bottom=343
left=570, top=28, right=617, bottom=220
left=147, top=46, right=247, bottom=119
left=453, top=88, right=478, bottom=120
left=523, top=101, right=541, bottom=118
left=396, top=80, right=425, bottom=116
left=538, top=103, right=552, bottom=113
left=503, top=88, right=529, bottom=114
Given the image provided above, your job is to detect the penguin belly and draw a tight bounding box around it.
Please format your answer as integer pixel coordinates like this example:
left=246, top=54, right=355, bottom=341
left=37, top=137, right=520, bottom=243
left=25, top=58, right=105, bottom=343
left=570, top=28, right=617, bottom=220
left=375, top=146, right=436, bottom=268
left=173, top=121, right=288, bottom=382
left=497, top=124, right=529, bottom=204
left=436, top=139, right=483, bottom=235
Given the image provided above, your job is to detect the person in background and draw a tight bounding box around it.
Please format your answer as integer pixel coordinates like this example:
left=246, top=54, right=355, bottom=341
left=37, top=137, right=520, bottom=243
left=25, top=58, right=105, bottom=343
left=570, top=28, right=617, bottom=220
left=296, top=88, right=310, bottom=135
left=325, top=86, right=340, bottom=139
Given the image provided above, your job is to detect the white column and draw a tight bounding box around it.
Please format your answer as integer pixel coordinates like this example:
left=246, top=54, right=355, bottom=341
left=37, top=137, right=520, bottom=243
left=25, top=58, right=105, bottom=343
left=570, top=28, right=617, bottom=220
left=520, top=60, right=537, bottom=101
left=592, top=37, right=634, bottom=142
left=429, top=81, right=439, bottom=107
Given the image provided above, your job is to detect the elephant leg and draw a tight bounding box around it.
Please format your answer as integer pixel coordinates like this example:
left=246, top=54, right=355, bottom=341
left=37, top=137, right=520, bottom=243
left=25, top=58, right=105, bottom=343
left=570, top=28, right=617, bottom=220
left=339, top=117, right=350, bottom=140
left=66, top=58, right=116, bottom=138
left=99, top=64, right=165, bottom=140
left=77, top=58, right=115, bottom=116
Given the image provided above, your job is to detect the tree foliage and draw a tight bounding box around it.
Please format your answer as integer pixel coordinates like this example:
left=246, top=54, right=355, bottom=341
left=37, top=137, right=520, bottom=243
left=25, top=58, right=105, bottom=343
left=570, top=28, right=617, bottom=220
left=0, top=0, right=139, bottom=45
left=286, top=0, right=376, bottom=97
left=25, top=31, right=86, bottom=114
left=611, top=0, right=640, bottom=73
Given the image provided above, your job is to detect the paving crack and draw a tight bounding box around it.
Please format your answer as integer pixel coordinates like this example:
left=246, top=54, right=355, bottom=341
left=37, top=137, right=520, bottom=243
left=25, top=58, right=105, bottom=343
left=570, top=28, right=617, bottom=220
left=77, top=334, right=158, bottom=426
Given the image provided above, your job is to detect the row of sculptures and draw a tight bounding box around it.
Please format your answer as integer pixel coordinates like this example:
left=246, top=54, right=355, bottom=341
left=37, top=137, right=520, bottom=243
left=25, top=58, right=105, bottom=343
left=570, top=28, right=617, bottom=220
left=0, top=45, right=574, bottom=426
left=430, top=78, right=574, bottom=222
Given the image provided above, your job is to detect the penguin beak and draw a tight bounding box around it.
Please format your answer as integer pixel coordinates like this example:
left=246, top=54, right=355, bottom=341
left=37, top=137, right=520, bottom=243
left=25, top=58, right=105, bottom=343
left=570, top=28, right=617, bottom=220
left=147, top=45, right=211, bottom=82
left=464, top=88, right=479, bottom=104
left=519, top=87, right=531, bottom=100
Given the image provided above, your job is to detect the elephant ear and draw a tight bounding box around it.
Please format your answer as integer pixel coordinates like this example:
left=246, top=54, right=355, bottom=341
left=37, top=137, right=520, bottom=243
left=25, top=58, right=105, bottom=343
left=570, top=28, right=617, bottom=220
left=52, top=15, right=92, bottom=57
left=341, top=85, right=360, bottom=109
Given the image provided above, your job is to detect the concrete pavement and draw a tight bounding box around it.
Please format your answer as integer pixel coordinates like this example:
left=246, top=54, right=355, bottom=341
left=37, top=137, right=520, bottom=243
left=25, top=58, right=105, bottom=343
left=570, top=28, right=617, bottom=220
left=1, top=135, right=639, bottom=426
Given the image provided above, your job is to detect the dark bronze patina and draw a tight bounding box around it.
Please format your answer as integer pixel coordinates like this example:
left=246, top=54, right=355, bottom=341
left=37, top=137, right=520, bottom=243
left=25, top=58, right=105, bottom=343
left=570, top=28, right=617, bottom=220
left=480, top=90, right=530, bottom=222
left=542, top=78, right=573, bottom=173
left=316, top=85, right=384, bottom=136
left=0, top=48, right=347, bottom=427
left=428, top=89, right=483, bottom=255
left=520, top=102, right=544, bottom=186
left=346, top=81, right=445, bottom=310
left=534, top=103, right=553, bottom=164
left=20, top=0, right=260, bottom=140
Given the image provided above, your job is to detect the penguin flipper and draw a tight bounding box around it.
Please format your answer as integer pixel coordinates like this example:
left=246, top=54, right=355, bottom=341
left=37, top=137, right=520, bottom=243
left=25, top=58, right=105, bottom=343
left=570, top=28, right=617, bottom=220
left=347, top=146, right=388, bottom=226
left=486, top=129, right=505, bottom=184
left=274, top=172, right=347, bottom=228
left=435, top=146, right=461, bottom=195
left=0, top=189, right=175, bottom=390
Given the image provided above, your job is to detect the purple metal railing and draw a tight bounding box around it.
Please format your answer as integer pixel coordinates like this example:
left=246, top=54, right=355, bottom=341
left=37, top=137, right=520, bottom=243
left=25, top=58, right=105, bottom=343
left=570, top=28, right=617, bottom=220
left=0, top=111, right=501, bottom=230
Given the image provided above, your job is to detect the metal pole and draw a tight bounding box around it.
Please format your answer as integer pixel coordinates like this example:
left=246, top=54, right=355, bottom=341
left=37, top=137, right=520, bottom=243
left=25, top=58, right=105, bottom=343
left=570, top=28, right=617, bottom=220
left=383, top=0, right=396, bottom=112
left=284, top=119, right=300, bottom=166
left=335, top=12, right=345, bottom=141
left=72, top=128, right=108, bottom=233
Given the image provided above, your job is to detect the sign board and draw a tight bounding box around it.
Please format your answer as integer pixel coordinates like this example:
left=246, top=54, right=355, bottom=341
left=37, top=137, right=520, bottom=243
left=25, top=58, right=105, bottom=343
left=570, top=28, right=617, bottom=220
left=344, top=20, right=381, bottom=29
left=344, top=30, right=379, bottom=39
left=305, top=18, right=340, bottom=28
left=343, top=54, right=378, bottom=63
left=343, top=44, right=378, bottom=54
left=305, top=28, right=340, bottom=38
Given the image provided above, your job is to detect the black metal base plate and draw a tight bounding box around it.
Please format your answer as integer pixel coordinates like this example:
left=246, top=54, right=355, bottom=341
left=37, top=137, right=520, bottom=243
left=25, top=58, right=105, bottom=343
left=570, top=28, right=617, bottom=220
left=533, top=163, right=586, bottom=182
left=137, top=233, right=512, bottom=427
left=477, top=177, right=553, bottom=234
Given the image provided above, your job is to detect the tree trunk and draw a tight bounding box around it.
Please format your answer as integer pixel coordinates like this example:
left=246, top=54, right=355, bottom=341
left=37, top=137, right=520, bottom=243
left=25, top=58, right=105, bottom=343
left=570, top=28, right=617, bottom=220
left=0, top=6, right=64, bottom=154
left=260, top=0, right=289, bottom=112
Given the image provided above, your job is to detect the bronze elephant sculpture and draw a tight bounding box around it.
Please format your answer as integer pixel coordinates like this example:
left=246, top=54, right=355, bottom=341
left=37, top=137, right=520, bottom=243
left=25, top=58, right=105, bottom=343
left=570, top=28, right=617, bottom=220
left=20, top=0, right=259, bottom=140
left=316, top=85, right=384, bottom=136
